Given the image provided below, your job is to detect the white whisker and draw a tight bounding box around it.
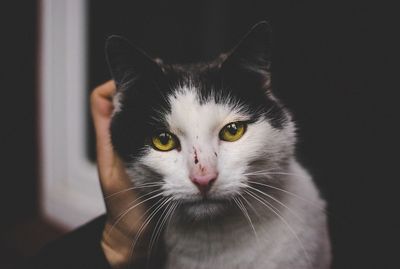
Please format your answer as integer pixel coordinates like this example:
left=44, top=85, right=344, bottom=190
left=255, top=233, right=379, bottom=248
left=105, top=182, right=163, bottom=199
left=244, top=185, right=304, bottom=223
left=129, top=196, right=173, bottom=264
left=247, top=180, right=324, bottom=210
left=244, top=189, right=311, bottom=267
left=147, top=199, right=176, bottom=258
left=165, top=201, right=180, bottom=234
left=238, top=193, right=262, bottom=220
left=148, top=200, right=179, bottom=261
left=109, top=191, right=163, bottom=235
left=233, top=196, right=258, bottom=239
left=244, top=169, right=309, bottom=180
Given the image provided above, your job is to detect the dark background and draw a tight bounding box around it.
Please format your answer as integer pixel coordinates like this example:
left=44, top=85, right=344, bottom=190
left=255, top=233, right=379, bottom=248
left=1, top=1, right=398, bottom=268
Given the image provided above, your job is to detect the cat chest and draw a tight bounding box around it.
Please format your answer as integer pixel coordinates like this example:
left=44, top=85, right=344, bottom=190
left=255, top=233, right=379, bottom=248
left=163, top=221, right=292, bottom=269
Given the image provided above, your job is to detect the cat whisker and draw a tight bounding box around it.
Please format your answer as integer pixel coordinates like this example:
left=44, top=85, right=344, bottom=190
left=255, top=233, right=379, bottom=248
left=243, top=168, right=282, bottom=176
left=239, top=193, right=280, bottom=248
left=247, top=180, right=324, bottom=211
left=105, top=182, right=163, bottom=199
left=113, top=189, right=161, bottom=219
left=127, top=196, right=171, bottom=264
left=147, top=199, right=176, bottom=259
left=243, top=189, right=311, bottom=267
left=233, top=196, right=258, bottom=239
left=105, top=197, right=167, bottom=266
left=244, top=170, right=309, bottom=180
left=147, top=200, right=180, bottom=264
left=158, top=201, right=178, bottom=240
left=123, top=189, right=162, bottom=208
left=243, top=167, right=285, bottom=173
left=244, top=184, right=304, bottom=223
left=109, top=190, right=163, bottom=235
left=238, top=193, right=262, bottom=220
left=147, top=204, right=169, bottom=256
left=165, top=201, right=180, bottom=234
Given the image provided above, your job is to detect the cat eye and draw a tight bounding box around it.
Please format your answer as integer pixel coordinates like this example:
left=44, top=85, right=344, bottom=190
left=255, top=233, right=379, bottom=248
left=219, top=122, right=247, bottom=142
left=151, top=132, right=178, bottom=151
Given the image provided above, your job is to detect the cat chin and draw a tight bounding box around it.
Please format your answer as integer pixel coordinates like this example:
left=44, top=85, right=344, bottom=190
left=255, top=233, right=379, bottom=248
left=177, top=198, right=231, bottom=220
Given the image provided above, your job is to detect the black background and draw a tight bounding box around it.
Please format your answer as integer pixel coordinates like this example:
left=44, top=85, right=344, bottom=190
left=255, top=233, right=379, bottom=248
left=1, top=1, right=38, bottom=221
left=2, top=1, right=399, bottom=268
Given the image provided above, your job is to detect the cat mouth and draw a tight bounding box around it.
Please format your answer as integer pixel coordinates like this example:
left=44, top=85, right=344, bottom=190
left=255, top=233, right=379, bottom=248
left=178, top=197, right=231, bottom=218
left=183, top=197, right=228, bottom=206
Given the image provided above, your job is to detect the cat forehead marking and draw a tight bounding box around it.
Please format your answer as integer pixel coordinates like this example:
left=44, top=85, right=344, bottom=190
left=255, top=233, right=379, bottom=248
left=165, top=86, right=244, bottom=136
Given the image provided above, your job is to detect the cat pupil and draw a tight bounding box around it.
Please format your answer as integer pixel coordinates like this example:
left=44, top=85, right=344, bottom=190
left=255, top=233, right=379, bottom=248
left=159, top=133, right=170, bottom=145
left=227, top=124, right=238, bottom=135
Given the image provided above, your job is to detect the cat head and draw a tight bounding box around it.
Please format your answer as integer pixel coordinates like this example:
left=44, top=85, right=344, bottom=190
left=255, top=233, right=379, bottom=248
left=106, top=22, right=296, bottom=219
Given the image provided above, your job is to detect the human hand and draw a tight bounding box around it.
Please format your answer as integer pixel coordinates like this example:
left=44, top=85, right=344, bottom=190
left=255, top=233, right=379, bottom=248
left=90, top=81, right=150, bottom=268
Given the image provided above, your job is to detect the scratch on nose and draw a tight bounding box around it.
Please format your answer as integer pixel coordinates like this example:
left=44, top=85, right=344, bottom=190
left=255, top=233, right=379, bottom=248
left=193, top=147, right=199, bottom=164
left=199, top=165, right=205, bottom=173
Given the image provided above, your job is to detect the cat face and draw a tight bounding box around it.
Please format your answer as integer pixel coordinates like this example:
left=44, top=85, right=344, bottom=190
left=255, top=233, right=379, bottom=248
left=106, top=22, right=296, bottom=218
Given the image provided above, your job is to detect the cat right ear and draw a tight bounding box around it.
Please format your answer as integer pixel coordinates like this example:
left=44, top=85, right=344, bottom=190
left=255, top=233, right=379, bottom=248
left=105, top=36, right=163, bottom=89
left=221, top=22, right=272, bottom=90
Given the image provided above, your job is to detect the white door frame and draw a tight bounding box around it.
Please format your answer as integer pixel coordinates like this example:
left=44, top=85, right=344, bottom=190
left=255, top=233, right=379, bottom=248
left=39, top=0, right=105, bottom=229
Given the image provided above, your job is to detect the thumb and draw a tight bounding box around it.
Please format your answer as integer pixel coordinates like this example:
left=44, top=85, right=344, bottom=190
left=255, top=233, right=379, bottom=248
left=90, top=80, right=129, bottom=194
left=90, top=80, right=115, bottom=169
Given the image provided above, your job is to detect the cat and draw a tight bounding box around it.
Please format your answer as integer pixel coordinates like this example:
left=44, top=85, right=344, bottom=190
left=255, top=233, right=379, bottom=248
left=105, top=22, right=331, bottom=269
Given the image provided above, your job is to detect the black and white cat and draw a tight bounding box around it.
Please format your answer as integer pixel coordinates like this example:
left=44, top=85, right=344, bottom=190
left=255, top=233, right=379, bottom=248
left=106, top=22, right=331, bottom=269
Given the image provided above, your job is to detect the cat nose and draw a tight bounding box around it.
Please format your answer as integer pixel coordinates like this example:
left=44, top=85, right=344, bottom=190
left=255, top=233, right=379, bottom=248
left=190, top=173, right=218, bottom=195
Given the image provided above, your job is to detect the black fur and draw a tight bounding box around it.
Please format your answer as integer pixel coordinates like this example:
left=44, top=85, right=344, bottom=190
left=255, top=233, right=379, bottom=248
left=106, top=22, right=287, bottom=162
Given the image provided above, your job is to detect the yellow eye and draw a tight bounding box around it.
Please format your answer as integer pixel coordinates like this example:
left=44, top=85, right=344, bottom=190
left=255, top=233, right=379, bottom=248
left=151, top=132, right=177, bottom=151
left=219, top=122, right=247, bottom=142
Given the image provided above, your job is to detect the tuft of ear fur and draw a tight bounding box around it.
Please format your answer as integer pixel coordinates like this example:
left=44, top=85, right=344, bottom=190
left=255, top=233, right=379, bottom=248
left=105, top=36, right=164, bottom=89
left=221, top=21, right=272, bottom=90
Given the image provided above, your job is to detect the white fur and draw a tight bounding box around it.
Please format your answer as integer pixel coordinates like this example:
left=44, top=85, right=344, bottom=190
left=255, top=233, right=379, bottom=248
left=112, top=91, right=123, bottom=115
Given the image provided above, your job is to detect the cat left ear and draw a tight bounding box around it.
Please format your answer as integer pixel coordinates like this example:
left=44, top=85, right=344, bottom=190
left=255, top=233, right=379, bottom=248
left=105, top=36, right=164, bottom=89
left=221, top=21, right=272, bottom=90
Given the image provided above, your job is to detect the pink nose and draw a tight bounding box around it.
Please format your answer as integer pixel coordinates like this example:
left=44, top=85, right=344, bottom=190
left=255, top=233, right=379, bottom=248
left=190, top=173, right=218, bottom=195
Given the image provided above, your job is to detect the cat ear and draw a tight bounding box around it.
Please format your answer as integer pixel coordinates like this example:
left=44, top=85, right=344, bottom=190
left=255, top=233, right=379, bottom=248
left=221, top=21, right=272, bottom=90
left=105, top=36, right=163, bottom=89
